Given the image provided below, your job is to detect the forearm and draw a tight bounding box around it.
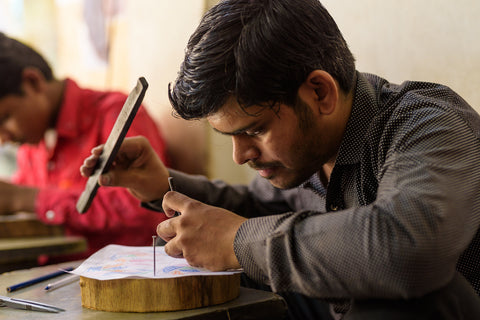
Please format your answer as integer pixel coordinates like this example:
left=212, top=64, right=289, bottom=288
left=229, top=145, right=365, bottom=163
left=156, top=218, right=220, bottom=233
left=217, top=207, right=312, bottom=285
left=146, top=170, right=294, bottom=218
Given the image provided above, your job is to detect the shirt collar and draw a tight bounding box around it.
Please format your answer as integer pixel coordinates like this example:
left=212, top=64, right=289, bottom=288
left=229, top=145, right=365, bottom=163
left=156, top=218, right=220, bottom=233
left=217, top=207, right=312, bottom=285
left=301, top=72, right=379, bottom=192
left=334, top=71, right=379, bottom=166
left=54, top=78, right=82, bottom=140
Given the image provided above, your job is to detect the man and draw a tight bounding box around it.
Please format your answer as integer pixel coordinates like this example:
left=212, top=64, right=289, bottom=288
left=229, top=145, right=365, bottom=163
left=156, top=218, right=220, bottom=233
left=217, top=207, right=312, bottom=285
left=0, top=33, right=173, bottom=261
left=81, top=0, right=480, bottom=319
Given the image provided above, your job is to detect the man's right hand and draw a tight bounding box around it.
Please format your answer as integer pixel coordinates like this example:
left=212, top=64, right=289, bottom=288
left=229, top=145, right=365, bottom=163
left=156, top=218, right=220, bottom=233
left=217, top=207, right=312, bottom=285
left=80, top=136, right=170, bottom=203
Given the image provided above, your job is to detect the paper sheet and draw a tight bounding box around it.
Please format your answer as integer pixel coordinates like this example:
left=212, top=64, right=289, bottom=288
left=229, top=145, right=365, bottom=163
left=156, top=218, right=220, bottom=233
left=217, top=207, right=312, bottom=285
left=71, top=244, right=241, bottom=280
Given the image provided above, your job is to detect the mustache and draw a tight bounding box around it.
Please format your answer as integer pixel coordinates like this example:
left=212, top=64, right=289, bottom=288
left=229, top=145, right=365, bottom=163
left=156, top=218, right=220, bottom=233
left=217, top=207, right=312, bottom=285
left=248, top=161, right=283, bottom=170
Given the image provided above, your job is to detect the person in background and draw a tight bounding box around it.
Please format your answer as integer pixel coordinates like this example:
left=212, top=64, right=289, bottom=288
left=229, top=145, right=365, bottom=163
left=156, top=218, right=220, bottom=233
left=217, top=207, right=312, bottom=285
left=0, top=32, right=178, bottom=262
left=80, top=0, right=480, bottom=319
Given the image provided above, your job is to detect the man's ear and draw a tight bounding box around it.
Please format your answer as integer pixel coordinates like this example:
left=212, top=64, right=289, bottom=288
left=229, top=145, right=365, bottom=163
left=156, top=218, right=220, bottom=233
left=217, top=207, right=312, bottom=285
left=298, top=70, right=339, bottom=115
left=21, top=67, right=47, bottom=94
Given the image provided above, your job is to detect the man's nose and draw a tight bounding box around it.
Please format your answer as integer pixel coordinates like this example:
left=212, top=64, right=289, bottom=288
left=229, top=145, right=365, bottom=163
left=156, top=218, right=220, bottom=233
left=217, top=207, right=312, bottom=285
left=232, top=135, right=260, bottom=165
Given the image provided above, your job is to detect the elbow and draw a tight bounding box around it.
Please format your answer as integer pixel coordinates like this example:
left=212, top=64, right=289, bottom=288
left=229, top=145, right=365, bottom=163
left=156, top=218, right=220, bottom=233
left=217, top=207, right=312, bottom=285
left=383, top=244, right=458, bottom=299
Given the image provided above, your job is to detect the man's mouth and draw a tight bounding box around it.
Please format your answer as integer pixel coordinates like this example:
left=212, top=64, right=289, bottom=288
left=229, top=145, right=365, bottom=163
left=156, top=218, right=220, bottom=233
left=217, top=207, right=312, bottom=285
left=249, top=162, right=282, bottom=178
left=257, top=167, right=276, bottom=178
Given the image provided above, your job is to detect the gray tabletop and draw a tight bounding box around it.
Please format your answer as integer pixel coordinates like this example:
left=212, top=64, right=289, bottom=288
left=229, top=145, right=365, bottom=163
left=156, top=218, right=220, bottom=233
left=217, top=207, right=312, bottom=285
left=0, top=261, right=287, bottom=320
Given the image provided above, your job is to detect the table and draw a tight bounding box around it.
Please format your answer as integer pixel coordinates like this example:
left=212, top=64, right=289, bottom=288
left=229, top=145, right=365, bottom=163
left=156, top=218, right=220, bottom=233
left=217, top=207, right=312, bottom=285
left=0, top=236, right=87, bottom=273
left=0, top=212, right=64, bottom=238
left=0, top=262, right=287, bottom=320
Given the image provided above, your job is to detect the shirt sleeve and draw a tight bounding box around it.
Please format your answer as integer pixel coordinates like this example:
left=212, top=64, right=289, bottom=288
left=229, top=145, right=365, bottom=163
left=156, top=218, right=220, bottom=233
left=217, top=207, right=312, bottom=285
left=149, top=169, right=298, bottom=217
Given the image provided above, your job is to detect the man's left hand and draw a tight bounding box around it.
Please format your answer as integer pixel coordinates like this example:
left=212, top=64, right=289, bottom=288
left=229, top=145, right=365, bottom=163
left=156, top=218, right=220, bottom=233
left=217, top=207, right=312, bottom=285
left=158, top=191, right=246, bottom=271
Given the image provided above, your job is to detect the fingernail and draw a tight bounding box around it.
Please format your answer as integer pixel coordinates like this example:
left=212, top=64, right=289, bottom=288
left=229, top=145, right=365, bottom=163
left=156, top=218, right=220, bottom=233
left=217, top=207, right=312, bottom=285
left=100, top=174, right=111, bottom=186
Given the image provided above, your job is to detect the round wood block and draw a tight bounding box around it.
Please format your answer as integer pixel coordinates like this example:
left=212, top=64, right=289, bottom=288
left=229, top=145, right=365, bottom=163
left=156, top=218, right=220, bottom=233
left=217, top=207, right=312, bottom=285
left=80, top=273, right=241, bottom=312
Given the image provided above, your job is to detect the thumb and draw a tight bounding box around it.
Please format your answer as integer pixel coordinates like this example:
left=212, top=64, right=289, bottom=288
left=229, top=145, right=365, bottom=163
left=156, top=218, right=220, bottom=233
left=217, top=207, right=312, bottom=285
left=98, top=172, right=113, bottom=186
left=162, top=191, right=195, bottom=217
left=98, top=169, right=133, bottom=188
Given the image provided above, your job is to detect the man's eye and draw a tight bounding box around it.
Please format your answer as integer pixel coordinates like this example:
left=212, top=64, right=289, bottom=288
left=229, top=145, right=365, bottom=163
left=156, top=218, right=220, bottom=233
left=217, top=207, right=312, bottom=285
left=245, top=129, right=264, bottom=137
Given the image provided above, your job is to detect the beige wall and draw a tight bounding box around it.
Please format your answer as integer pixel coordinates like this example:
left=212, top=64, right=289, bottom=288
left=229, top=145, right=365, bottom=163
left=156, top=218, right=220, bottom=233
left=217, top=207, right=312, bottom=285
left=322, top=0, right=480, bottom=111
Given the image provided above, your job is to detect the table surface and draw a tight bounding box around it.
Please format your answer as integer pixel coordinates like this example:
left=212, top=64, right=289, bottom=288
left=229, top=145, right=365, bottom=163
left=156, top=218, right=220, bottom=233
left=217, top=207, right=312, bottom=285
left=0, top=236, right=87, bottom=273
left=0, top=236, right=87, bottom=264
left=0, top=261, right=287, bottom=320
left=0, top=213, right=64, bottom=238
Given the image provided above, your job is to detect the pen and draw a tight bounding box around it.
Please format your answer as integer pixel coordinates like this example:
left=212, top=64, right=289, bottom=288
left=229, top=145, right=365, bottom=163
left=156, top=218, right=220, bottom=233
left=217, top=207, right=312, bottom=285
left=6, top=267, right=74, bottom=292
left=44, top=274, right=80, bottom=291
left=168, top=177, right=181, bottom=216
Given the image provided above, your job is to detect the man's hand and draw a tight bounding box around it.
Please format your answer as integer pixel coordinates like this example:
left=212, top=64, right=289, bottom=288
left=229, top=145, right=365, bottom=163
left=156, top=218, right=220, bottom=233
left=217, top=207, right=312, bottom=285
left=158, top=191, right=247, bottom=271
left=0, top=180, right=37, bottom=214
left=80, top=136, right=170, bottom=202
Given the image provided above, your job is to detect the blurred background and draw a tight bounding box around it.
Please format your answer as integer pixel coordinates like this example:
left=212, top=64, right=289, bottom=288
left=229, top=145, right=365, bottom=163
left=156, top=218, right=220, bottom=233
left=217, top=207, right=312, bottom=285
left=0, top=0, right=479, bottom=184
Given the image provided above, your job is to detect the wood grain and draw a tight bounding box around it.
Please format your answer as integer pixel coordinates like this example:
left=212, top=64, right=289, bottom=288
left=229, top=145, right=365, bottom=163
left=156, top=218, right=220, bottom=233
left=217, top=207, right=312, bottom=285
left=80, top=273, right=241, bottom=312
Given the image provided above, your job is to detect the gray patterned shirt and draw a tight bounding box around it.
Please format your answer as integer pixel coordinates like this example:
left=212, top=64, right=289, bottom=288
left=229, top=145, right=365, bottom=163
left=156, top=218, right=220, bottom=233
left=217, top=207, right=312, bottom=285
left=156, top=72, right=480, bottom=307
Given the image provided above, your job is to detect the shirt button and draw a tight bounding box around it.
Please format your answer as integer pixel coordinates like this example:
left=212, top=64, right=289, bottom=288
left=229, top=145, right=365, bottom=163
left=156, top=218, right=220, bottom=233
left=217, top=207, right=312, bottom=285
left=46, top=210, right=55, bottom=220
left=330, top=204, right=339, bottom=211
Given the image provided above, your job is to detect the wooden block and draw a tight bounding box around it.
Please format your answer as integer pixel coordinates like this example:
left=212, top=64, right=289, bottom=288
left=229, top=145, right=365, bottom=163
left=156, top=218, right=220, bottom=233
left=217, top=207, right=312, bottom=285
left=80, top=273, right=241, bottom=312
left=0, top=212, right=63, bottom=238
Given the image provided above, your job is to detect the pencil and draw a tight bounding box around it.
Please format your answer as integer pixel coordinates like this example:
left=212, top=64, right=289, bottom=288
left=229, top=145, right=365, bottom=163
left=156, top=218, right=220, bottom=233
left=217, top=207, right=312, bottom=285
left=44, top=274, right=80, bottom=291
left=6, top=267, right=74, bottom=292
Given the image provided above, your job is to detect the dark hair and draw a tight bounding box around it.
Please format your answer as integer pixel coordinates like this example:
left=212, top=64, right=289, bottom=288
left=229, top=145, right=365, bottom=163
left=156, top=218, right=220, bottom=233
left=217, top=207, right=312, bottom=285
left=168, top=0, right=356, bottom=120
left=0, top=32, right=53, bottom=99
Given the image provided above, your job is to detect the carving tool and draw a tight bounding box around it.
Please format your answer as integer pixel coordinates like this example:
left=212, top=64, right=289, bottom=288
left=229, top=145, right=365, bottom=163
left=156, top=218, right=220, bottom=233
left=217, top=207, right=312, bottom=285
left=76, top=77, right=148, bottom=213
left=0, top=295, right=65, bottom=313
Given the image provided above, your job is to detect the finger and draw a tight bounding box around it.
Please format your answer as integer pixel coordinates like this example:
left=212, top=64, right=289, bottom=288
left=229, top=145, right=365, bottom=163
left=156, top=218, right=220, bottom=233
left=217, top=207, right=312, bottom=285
left=158, top=219, right=184, bottom=258
left=98, top=173, right=112, bottom=186
left=157, top=218, right=176, bottom=241
left=162, top=191, right=197, bottom=216
left=97, top=168, right=136, bottom=188
left=164, top=238, right=184, bottom=258
left=91, top=145, right=104, bottom=156
left=80, top=154, right=99, bottom=177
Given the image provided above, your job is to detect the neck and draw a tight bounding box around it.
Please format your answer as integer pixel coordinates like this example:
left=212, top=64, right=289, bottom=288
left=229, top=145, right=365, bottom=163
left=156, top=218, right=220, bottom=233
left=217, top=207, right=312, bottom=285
left=46, top=79, right=66, bottom=128
left=319, top=159, right=335, bottom=186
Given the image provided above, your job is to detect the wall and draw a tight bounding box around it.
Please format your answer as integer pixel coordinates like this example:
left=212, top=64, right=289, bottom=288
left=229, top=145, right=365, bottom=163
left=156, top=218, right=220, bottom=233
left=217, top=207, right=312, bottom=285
left=322, top=0, right=480, bottom=111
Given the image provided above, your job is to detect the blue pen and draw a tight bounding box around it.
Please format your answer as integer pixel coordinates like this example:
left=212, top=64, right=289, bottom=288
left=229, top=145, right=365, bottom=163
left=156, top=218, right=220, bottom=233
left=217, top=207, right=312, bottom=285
left=6, top=267, right=74, bottom=292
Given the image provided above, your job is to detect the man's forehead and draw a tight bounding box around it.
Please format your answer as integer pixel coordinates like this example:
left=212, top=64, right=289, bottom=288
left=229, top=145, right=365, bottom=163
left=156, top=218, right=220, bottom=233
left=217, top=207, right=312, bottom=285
left=207, top=99, right=265, bottom=136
